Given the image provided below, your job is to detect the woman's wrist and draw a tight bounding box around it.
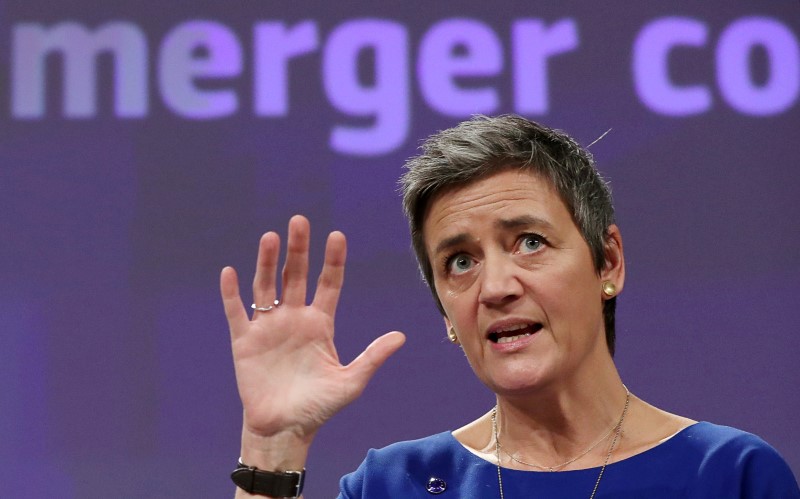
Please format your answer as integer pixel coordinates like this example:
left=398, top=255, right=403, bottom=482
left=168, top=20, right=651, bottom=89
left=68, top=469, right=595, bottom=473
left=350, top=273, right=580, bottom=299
left=240, top=425, right=315, bottom=472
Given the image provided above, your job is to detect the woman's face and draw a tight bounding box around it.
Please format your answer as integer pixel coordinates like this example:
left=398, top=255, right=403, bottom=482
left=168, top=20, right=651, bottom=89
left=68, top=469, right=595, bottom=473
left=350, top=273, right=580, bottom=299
left=423, top=169, right=623, bottom=395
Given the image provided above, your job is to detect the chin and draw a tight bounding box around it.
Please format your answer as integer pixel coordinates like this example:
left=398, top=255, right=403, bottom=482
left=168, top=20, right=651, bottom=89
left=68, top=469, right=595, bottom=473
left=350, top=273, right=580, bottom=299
left=481, top=365, right=553, bottom=396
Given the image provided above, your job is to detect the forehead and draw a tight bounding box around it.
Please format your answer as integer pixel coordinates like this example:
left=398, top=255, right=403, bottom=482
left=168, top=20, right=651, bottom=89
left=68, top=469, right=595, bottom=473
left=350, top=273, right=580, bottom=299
left=422, top=169, right=572, bottom=246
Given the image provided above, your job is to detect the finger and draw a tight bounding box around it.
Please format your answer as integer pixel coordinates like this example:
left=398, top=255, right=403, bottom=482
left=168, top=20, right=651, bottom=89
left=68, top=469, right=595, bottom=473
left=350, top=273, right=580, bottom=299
left=252, top=232, right=280, bottom=309
left=311, top=231, right=347, bottom=316
left=345, top=331, right=406, bottom=398
left=220, top=266, right=249, bottom=339
left=281, top=215, right=310, bottom=306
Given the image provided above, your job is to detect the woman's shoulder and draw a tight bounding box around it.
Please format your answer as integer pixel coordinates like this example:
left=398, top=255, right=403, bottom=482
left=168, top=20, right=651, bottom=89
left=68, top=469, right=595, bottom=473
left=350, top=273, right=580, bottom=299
left=609, top=399, right=799, bottom=496
left=658, top=422, right=799, bottom=496
left=670, top=421, right=791, bottom=467
left=680, top=421, right=771, bottom=447
left=625, top=399, right=788, bottom=469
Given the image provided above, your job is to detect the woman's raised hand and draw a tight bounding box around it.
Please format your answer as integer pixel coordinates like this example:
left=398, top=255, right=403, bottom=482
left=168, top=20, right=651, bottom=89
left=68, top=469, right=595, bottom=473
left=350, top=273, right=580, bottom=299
left=221, top=215, right=405, bottom=467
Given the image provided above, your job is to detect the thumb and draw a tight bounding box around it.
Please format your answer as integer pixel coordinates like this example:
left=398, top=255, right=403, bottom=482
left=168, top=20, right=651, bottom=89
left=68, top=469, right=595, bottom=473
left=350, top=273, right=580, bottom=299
left=345, top=331, right=406, bottom=392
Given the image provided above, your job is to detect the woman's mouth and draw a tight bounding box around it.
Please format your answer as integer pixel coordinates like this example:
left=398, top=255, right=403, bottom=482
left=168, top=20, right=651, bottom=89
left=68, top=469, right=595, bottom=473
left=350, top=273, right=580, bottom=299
left=488, top=323, right=543, bottom=343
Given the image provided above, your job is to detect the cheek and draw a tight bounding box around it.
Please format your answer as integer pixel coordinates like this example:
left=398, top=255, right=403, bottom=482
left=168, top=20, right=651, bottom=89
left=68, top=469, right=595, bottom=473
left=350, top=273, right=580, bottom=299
left=434, top=272, right=480, bottom=310
left=436, top=289, right=480, bottom=341
left=538, top=266, right=602, bottom=319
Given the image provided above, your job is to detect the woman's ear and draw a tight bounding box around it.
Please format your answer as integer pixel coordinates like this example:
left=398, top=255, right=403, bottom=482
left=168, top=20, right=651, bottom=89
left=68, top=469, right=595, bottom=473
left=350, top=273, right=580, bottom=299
left=601, top=224, right=625, bottom=297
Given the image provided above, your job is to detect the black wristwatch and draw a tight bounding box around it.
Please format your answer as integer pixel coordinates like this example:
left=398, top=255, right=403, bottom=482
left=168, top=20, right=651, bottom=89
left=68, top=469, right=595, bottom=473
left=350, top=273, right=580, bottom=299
left=231, top=458, right=305, bottom=497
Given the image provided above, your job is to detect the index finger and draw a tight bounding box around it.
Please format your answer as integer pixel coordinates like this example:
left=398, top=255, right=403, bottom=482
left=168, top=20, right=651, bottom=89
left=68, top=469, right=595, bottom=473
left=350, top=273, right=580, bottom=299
left=220, top=266, right=248, bottom=338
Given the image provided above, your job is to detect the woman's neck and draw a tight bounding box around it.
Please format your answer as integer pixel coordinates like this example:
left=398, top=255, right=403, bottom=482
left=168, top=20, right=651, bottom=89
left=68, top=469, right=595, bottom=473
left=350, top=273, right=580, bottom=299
left=493, top=370, right=628, bottom=466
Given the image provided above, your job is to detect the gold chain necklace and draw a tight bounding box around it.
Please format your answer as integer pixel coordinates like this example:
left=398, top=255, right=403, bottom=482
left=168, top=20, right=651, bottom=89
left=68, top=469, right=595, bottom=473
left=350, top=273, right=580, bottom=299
left=499, top=423, right=614, bottom=472
left=491, top=386, right=631, bottom=499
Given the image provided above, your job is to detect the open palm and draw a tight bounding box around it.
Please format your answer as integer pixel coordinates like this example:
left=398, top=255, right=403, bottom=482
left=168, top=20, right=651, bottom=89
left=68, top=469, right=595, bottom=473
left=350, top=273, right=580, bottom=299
left=221, top=216, right=405, bottom=442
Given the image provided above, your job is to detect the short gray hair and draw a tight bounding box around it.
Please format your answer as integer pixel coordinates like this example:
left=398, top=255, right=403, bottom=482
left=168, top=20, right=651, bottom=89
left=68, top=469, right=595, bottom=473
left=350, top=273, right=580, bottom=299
left=400, top=115, right=618, bottom=355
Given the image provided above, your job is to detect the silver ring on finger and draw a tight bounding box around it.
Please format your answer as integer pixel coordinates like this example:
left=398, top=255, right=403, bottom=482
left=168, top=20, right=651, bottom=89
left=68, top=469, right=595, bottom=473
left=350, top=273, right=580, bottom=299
left=251, top=299, right=280, bottom=313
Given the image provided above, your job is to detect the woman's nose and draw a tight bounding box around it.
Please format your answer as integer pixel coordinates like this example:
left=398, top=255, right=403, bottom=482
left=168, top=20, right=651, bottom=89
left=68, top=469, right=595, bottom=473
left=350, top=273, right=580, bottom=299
left=478, top=254, right=523, bottom=306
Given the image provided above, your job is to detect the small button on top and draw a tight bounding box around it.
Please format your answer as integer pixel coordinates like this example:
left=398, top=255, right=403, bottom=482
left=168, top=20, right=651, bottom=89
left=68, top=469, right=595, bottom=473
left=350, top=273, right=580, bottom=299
left=427, top=477, right=447, bottom=494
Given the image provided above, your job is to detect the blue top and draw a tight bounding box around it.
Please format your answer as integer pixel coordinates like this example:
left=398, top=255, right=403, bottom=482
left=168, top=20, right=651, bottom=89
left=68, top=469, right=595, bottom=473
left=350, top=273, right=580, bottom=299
left=339, top=422, right=799, bottom=498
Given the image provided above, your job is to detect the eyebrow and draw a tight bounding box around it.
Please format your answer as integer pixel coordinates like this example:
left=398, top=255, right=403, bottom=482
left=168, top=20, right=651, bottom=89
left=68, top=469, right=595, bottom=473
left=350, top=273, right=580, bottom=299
left=496, top=215, right=554, bottom=231
left=432, top=215, right=554, bottom=256
left=433, top=233, right=471, bottom=256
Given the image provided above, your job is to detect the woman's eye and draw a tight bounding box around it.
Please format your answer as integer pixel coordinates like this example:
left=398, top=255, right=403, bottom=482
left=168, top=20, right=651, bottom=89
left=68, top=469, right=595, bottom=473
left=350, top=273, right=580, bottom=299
left=519, top=234, right=544, bottom=254
left=447, top=254, right=473, bottom=274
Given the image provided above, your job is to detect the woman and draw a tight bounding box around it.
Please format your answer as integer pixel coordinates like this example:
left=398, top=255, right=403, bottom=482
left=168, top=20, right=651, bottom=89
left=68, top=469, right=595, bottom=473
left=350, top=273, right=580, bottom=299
left=222, top=116, right=799, bottom=497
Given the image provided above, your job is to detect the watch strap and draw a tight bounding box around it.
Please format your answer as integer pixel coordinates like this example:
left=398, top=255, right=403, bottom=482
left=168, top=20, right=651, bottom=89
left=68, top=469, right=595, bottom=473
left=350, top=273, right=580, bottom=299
left=231, top=459, right=305, bottom=497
